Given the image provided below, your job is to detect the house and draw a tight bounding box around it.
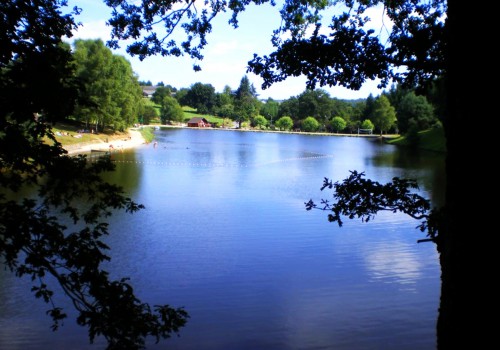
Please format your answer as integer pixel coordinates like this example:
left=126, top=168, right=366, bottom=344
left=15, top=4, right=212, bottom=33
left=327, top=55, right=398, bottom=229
left=187, top=117, right=211, bottom=128
left=141, top=86, right=157, bottom=98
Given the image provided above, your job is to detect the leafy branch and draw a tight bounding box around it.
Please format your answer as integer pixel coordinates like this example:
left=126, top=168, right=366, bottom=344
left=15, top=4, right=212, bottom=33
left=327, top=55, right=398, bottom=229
left=0, top=131, right=188, bottom=349
left=305, top=171, right=443, bottom=244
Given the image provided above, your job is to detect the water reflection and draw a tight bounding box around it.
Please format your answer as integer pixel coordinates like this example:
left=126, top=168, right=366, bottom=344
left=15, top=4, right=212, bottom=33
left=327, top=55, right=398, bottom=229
left=0, top=129, right=443, bottom=350
left=365, top=240, right=422, bottom=288
left=369, top=144, right=446, bottom=206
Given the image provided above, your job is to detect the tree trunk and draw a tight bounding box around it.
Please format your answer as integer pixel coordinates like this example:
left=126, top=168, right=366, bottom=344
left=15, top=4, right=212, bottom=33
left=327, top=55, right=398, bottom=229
left=438, top=2, right=488, bottom=348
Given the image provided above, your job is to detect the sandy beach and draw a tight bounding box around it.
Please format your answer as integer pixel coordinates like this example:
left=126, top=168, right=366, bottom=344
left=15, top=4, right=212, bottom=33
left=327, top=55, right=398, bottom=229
left=64, top=128, right=146, bottom=155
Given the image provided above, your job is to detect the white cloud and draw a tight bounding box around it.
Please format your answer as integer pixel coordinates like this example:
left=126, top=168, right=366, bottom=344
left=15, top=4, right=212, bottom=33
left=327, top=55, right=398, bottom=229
left=71, top=20, right=110, bottom=41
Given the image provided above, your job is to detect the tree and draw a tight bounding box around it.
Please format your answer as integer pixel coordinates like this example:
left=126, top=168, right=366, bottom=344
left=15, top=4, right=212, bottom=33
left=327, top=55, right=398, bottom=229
left=73, top=39, right=143, bottom=132
left=333, top=99, right=364, bottom=133
left=234, top=75, right=259, bottom=127
left=372, top=95, right=397, bottom=135
left=330, top=116, right=347, bottom=133
left=160, top=95, right=184, bottom=123
left=139, top=103, right=158, bottom=125
left=274, top=116, right=294, bottom=131
left=397, top=91, right=436, bottom=133
left=301, top=116, right=319, bottom=132
left=260, top=98, right=280, bottom=126
left=174, top=87, right=188, bottom=105
left=297, top=89, right=334, bottom=128
left=360, top=119, right=374, bottom=131
left=213, top=85, right=235, bottom=118
left=278, top=97, right=300, bottom=121
left=1, top=2, right=188, bottom=348
left=72, top=39, right=117, bottom=130
left=384, top=84, right=411, bottom=114
left=252, top=115, right=268, bottom=129
left=181, top=82, right=216, bottom=114
left=109, top=55, right=143, bottom=131
left=363, top=94, right=377, bottom=121
left=151, top=86, right=172, bottom=105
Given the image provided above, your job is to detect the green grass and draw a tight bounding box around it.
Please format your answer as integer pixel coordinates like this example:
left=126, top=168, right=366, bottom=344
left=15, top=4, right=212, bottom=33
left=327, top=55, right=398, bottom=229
left=139, top=127, right=155, bottom=143
left=181, top=107, right=224, bottom=125
left=387, top=127, right=446, bottom=153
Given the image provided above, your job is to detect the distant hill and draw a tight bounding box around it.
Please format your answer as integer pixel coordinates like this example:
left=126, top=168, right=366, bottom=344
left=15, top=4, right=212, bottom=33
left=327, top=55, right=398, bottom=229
left=340, top=98, right=366, bottom=105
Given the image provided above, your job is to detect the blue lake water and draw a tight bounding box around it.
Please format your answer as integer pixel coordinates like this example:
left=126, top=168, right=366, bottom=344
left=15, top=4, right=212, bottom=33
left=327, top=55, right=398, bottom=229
left=0, top=128, right=444, bottom=349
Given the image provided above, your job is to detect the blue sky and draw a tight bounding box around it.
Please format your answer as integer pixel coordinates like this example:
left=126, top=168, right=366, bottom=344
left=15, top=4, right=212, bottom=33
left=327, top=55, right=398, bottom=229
left=68, top=1, right=387, bottom=101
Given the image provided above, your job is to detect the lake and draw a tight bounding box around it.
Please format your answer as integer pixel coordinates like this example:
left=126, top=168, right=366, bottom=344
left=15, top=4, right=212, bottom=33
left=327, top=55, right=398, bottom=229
left=0, top=128, right=444, bottom=349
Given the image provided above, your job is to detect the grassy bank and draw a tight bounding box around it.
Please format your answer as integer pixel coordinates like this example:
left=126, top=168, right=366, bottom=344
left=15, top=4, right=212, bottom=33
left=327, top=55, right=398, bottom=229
left=50, top=121, right=133, bottom=147
left=138, top=126, right=156, bottom=143
left=387, top=127, right=446, bottom=153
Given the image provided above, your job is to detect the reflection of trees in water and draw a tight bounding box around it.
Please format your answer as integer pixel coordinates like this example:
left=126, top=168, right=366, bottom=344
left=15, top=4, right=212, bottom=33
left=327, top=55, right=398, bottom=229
left=369, top=146, right=446, bottom=207
left=102, top=151, right=142, bottom=194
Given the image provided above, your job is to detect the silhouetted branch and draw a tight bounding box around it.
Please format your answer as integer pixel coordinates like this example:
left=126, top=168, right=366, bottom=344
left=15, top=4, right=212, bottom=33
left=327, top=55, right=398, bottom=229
left=306, top=171, right=442, bottom=244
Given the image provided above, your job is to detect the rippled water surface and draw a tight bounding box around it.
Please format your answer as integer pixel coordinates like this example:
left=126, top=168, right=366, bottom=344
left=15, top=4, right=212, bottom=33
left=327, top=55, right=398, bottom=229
left=0, top=129, right=444, bottom=349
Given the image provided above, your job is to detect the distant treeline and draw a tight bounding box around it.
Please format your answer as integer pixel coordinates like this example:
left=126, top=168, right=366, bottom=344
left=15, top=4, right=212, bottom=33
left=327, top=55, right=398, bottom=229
left=69, top=38, right=443, bottom=136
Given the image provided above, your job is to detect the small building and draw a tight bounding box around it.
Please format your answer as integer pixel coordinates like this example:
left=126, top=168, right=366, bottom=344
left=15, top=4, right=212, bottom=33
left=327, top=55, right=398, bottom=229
left=141, top=86, right=157, bottom=98
left=187, top=117, right=211, bottom=128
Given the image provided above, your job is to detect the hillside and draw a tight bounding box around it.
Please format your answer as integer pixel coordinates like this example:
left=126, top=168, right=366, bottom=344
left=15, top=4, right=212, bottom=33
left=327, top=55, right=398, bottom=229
left=387, top=127, right=446, bottom=153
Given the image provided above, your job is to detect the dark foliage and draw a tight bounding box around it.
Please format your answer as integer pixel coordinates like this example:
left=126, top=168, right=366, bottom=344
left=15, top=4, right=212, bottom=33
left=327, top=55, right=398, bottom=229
left=305, top=171, right=442, bottom=244
left=1, top=1, right=188, bottom=348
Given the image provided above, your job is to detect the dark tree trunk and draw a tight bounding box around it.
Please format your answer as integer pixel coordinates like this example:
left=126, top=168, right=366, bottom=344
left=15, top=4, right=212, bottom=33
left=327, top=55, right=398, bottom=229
left=438, top=1, right=487, bottom=348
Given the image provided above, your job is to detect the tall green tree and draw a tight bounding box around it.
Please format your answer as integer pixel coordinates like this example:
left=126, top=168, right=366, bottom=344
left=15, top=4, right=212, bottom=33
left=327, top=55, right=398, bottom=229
left=181, top=82, right=216, bottom=114
left=174, top=87, right=188, bottom=105
left=151, top=85, right=172, bottom=105
left=372, top=95, right=397, bottom=135
left=110, top=55, right=143, bottom=131
left=73, top=39, right=142, bottom=131
left=344, top=100, right=365, bottom=133
left=384, top=84, right=411, bottom=113
left=278, top=97, right=300, bottom=121
left=260, top=98, right=280, bottom=125
left=72, top=39, right=115, bottom=130
left=295, top=89, right=333, bottom=130
left=139, top=101, right=158, bottom=125
left=234, top=75, right=259, bottom=127
left=397, top=91, right=436, bottom=133
left=213, top=85, right=235, bottom=118
left=363, top=94, right=377, bottom=121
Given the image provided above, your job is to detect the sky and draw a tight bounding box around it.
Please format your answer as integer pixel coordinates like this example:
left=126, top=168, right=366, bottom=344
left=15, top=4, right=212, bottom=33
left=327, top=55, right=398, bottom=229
left=68, top=1, right=389, bottom=101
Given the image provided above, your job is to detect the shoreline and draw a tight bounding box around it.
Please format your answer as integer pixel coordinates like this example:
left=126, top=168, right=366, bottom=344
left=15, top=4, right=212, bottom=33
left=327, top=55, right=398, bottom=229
left=153, top=124, right=398, bottom=138
left=64, top=128, right=146, bottom=155
left=64, top=125, right=398, bottom=156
